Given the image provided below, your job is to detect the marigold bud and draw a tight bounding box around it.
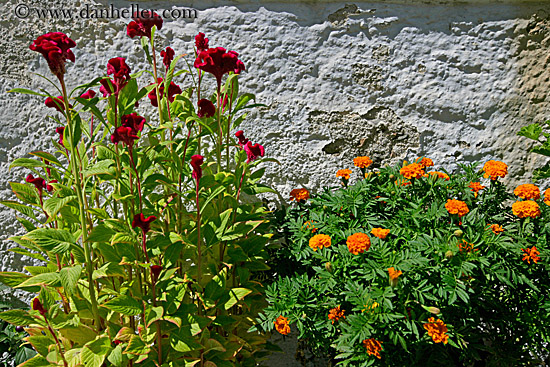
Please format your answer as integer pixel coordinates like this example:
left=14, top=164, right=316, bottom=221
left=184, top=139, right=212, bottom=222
left=421, top=304, right=441, bottom=315
left=389, top=174, right=395, bottom=180
left=325, top=262, right=334, bottom=273
left=453, top=229, right=463, bottom=237
left=445, top=250, right=454, bottom=259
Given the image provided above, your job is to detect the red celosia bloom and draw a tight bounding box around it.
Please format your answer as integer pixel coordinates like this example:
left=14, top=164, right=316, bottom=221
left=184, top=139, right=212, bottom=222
left=235, top=130, right=249, bottom=148
left=195, top=32, right=209, bottom=52
left=45, top=96, right=71, bottom=113
left=197, top=99, right=216, bottom=118
left=127, top=11, right=163, bottom=39
left=32, top=298, right=47, bottom=316
left=29, top=32, right=76, bottom=79
left=132, top=213, right=157, bottom=234
left=120, top=113, right=146, bottom=134
left=244, top=141, right=265, bottom=163
left=46, top=179, right=57, bottom=192
left=522, top=246, right=541, bottom=264
left=79, top=89, right=96, bottom=99
left=160, top=47, right=175, bottom=70
left=191, top=155, right=204, bottom=180
left=148, top=78, right=182, bottom=107
left=26, top=174, right=47, bottom=194
left=101, top=58, right=132, bottom=96
left=194, top=47, right=246, bottom=89
left=150, top=264, right=163, bottom=282
left=111, top=126, right=138, bottom=147
left=56, top=127, right=65, bottom=145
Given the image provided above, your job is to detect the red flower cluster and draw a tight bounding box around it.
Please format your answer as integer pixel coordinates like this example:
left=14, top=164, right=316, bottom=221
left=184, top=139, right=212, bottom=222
left=100, top=58, right=131, bottom=97
left=45, top=96, right=71, bottom=113
left=161, top=47, right=175, bottom=70
left=235, top=130, right=249, bottom=148
left=244, top=141, right=265, bottom=163
left=29, top=32, right=76, bottom=79
left=194, top=45, right=245, bottom=89
left=148, top=78, right=182, bottom=107
left=132, top=213, right=156, bottom=234
left=197, top=99, right=216, bottom=118
left=127, top=11, right=163, bottom=39
left=195, top=32, right=209, bottom=52
left=191, top=155, right=204, bottom=180
left=111, top=113, right=145, bottom=147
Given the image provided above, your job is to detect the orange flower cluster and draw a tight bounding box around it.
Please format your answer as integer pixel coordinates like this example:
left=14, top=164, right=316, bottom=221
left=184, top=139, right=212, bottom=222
left=302, top=220, right=317, bottom=233
left=362, top=338, right=383, bottom=359
left=309, top=234, right=331, bottom=251
left=468, top=182, right=486, bottom=198
left=423, top=317, right=449, bottom=344
left=417, top=157, right=434, bottom=169
left=445, top=199, right=469, bottom=217
left=426, top=171, right=449, bottom=181
left=459, top=239, right=477, bottom=254
left=289, top=188, right=310, bottom=202
left=371, top=228, right=390, bottom=239
left=514, top=184, right=540, bottom=200
left=336, top=169, right=352, bottom=180
left=387, top=267, right=402, bottom=280
left=400, top=163, right=424, bottom=179
left=522, top=246, right=541, bottom=264
left=346, top=233, right=371, bottom=255
left=395, top=178, right=411, bottom=187
left=483, top=160, right=508, bottom=180
left=328, top=305, right=345, bottom=324
left=354, top=156, right=373, bottom=169
left=544, top=188, right=550, bottom=206
left=274, top=315, right=290, bottom=335
left=488, top=224, right=504, bottom=235
left=512, top=200, right=541, bottom=218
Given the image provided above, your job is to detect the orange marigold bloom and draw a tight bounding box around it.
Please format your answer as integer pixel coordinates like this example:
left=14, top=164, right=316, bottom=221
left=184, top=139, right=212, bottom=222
left=514, top=184, right=540, bottom=200
left=395, top=178, right=411, bottom=187
left=459, top=239, right=477, bottom=254
left=346, top=232, right=371, bottom=255
left=468, top=182, right=486, bottom=198
left=483, top=160, right=508, bottom=180
left=354, top=156, right=373, bottom=169
left=423, top=317, right=449, bottom=344
left=417, top=157, right=434, bottom=169
left=426, top=171, right=449, bottom=181
left=544, top=188, right=550, bottom=206
left=488, top=224, right=504, bottom=235
left=522, top=246, right=541, bottom=264
left=328, top=306, right=345, bottom=324
left=289, top=188, right=310, bottom=202
left=303, top=220, right=317, bottom=233
left=387, top=267, right=402, bottom=280
left=309, top=234, right=331, bottom=251
left=274, top=315, right=290, bottom=335
left=371, top=228, right=390, bottom=239
left=336, top=169, right=352, bottom=181
left=445, top=199, right=469, bottom=217
left=400, top=163, right=425, bottom=179
left=363, top=338, right=383, bottom=359
left=512, top=200, right=541, bottom=219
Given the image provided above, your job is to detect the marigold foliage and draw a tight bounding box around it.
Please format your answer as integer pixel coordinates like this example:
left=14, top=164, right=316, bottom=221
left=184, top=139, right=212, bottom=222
left=423, top=317, right=449, bottom=344
left=346, top=232, right=371, bottom=255
left=445, top=199, right=469, bottom=217
left=309, top=234, right=331, bottom=251
left=354, top=156, right=373, bottom=169
left=483, top=160, right=508, bottom=180
left=512, top=200, right=541, bottom=218
left=514, top=184, right=540, bottom=200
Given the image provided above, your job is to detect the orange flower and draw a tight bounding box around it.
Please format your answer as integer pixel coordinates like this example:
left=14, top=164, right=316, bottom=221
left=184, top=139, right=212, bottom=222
left=468, top=182, right=486, bottom=198
left=417, top=157, right=434, bottom=169
left=346, top=233, right=371, bottom=255
left=303, top=220, right=317, bottom=233
left=426, top=171, right=449, bottom=181
left=482, top=160, right=508, bottom=180
left=514, top=184, right=540, bottom=200
left=395, top=178, right=411, bottom=187
left=371, top=228, right=390, bottom=239
left=487, top=224, right=504, bottom=235
left=423, top=317, right=449, bottom=344
left=336, top=169, right=352, bottom=181
left=522, top=246, right=541, bottom=264
left=328, top=305, right=345, bottom=324
left=400, top=163, right=424, bottom=179
left=388, top=267, right=402, bottom=287
left=289, top=188, right=310, bottom=202
left=544, top=188, right=550, bottom=206
left=274, top=315, right=290, bottom=335
left=445, top=199, right=469, bottom=217
left=512, top=201, right=541, bottom=219
left=354, top=156, right=373, bottom=169
left=459, top=239, right=477, bottom=254
left=309, top=234, right=331, bottom=251
left=362, top=338, right=383, bottom=359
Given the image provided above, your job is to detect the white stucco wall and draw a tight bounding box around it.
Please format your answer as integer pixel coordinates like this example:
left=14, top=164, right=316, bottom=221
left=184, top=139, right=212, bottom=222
left=1, top=0, right=550, bottom=364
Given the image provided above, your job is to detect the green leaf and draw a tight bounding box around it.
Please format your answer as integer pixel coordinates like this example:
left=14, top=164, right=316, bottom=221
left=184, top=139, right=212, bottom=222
left=87, top=224, right=116, bottom=243
left=107, top=345, right=123, bottom=366
left=224, top=288, right=252, bottom=310
left=43, top=196, right=76, bottom=218
left=70, top=114, right=83, bottom=149
left=93, top=263, right=126, bottom=280
left=22, top=228, right=75, bottom=253
left=10, top=182, right=40, bottom=205
left=170, top=329, right=203, bottom=353
left=59, top=265, right=82, bottom=296
left=29, top=151, right=63, bottom=166
left=8, top=88, right=46, bottom=97
left=0, top=309, right=36, bottom=325
left=145, top=306, right=164, bottom=327
left=125, top=335, right=149, bottom=355
left=517, top=122, right=542, bottom=140
left=84, top=159, right=115, bottom=178
left=102, top=295, right=142, bottom=316
left=18, top=355, right=50, bottom=366
left=9, top=158, right=48, bottom=170
left=58, top=325, right=97, bottom=346
left=0, top=272, right=31, bottom=287
left=1, top=200, right=38, bottom=220
left=15, top=272, right=60, bottom=288
left=27, top=336, right=53, bottom=357
left=200, top=185, right=226, bottom=215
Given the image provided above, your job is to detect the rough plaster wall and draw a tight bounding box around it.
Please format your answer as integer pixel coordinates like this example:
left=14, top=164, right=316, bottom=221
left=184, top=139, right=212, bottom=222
left=2, top=0, right=550, bottom=365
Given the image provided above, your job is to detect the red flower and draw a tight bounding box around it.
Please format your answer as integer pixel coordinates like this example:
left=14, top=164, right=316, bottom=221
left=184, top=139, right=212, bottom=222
left=132, top=213, right=157, bottom=234
left=46, top=179, right=57, bottom=192
left=127, top=11, right=163, bottom=39
left=29, top=32, right=76, bottom=79
left=235, top=130, right=249, bottom=148
left=79, top=89, right=96, bottom=99
left=148, top=78, right=182, bottom=107
left=26, top=174, right=47, bottom=194
left=161, top=47, right=175, bottom=70
left=56, top=127, right=65, bottom=145
left=32, top=298, right=47, bottom=316
left=195, top=32, right=209, bottom=52
left=151, top=265, right=163, bottom=282
left=194, top=47, right=245, bottom=89
left=45, top=96, right=71, bottom=113
left=121, top=113, right=145, bottom=134
left=101, top=58, right=131, bottom=97
left=244, top=141, right=264, bottom=163
left=190, top=155, right=204, bottom=180
left=111, top=126, right=138, bottom=147
left=197, top=99, right=216, bottom=118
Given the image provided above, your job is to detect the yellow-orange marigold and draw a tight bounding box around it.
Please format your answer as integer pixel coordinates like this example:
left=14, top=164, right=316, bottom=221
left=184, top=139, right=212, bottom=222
left=459, top=239, right=477, bottom=254
left=274, top=315, right=290, bottom=335
left=487, top=224, right=504, bottom=235
left=544, top=188, right=550, bottom=206
left=354, top=156, right=373, bottom=169
left=512, top=200, right=541, bottom=219
left=483, top=160, right=508, bottom=180
left=426, top=171, right=449, bottom=181
left=514, top=184, right=540, bottom=200
left=303, top=220, right=317, bottom=233
left=328, top=305, right=345, bottom=324
left=445, top=199, right=469, bottom=217
left=371, top=228, right=390, bottom=239
left=423, top=317, right=449, bottom=344
left=336, top=169, right=352, bottom=181
left=347, top=232, right=371, bottom=255
left=387, top=267, right=402, bottom=280
left=363, top=338, right=383, bottom=359
left=309, top=234, right=331, bottom=251
left=417, top=157, right=434, bottom=169
left=468, top=182, right=486, bottom=198
left=522, top=246, right=541, bottom=264
left=400, top=163, right=425, bottom=179
left=289, top=188, right=310, bottom=202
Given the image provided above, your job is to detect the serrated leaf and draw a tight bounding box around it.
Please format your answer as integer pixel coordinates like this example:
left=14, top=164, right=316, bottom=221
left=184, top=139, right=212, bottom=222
left=22, top=228, right=75, bottom=252
left=59, top=265, right=82, bottom=296
left=102, top=295, right=142, bottom=316
left=0, top=309, right=37, bottom=326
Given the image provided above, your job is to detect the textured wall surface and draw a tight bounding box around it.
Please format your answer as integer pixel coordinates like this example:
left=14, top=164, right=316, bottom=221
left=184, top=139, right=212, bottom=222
left=2, top=0, right=550, bottom=365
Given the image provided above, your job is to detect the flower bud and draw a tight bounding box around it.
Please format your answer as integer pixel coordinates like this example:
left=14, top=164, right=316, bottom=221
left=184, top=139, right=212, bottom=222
left=389, top=174, right=396, bottom=180
left=421, top=304, right=441, bottom=315
left=445, top=250, right=454, bottom=259
left=325, top=262, right=334, bottom=273
left=453, top=229, right=463, bottom=237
